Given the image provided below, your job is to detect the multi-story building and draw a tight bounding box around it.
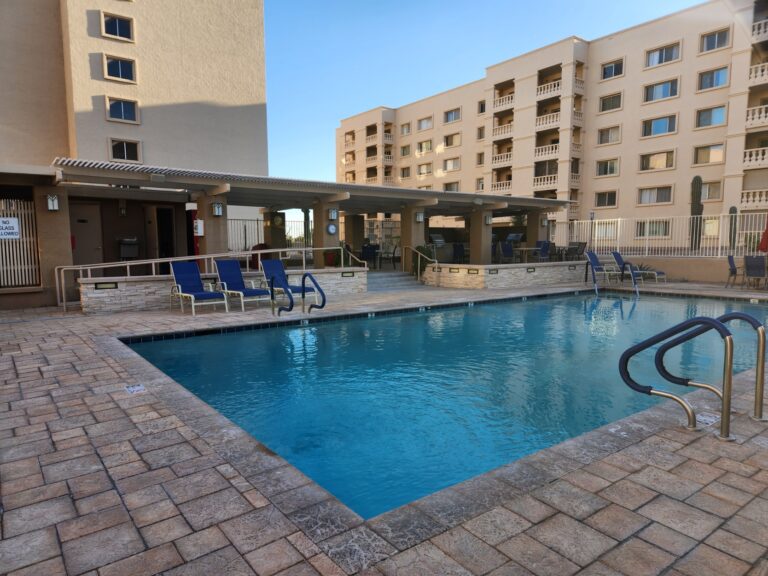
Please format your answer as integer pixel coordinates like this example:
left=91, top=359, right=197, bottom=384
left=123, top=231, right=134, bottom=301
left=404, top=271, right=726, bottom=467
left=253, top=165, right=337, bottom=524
left=336, top=0, right=768, bottom=241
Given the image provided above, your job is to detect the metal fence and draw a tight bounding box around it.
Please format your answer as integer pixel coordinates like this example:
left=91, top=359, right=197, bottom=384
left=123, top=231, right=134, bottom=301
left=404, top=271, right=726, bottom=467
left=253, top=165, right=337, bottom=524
left=561, top=212, right=768, bottom=258
left=227, top=219, right=312, bottom=251
left=0, top=197, right=40, bottom=288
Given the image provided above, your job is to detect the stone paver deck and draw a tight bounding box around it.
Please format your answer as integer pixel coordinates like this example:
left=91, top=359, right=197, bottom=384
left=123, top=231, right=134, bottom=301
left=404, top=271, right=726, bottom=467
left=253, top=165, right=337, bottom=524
left=2, top=281, right=768, bottom=575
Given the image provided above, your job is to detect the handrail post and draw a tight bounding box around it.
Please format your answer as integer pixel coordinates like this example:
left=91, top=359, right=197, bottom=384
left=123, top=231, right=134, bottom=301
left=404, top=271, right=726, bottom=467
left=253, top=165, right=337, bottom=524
left=755, top=326, right=766, bottom=421
left=720, top=335, right=735, bottom=440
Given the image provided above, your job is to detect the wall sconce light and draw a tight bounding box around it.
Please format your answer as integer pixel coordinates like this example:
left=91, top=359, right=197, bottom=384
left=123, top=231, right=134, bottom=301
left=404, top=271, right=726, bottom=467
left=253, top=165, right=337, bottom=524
left=118, top=199, right=127, bottom=217
left=484, top=214, right=493, bottom=225
left=328, top=208, right=338, bottom=221
left=212, top=202, right=224, bottom=217
left=415, top=211, right=425, bottom=223
left=46, top=194, right=59, bottom=212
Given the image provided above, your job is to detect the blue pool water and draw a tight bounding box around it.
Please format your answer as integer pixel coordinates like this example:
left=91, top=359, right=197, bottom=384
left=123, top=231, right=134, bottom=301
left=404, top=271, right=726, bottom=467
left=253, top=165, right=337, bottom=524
left=130, top=295, right=767, bottom=518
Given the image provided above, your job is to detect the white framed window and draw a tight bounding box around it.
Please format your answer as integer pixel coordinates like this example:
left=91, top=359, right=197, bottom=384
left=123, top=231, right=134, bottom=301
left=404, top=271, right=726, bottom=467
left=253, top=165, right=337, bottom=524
left=417, top=116, right=433, bottom=131
left=595, top=191, right=617, bottom=207
left=638, top=186, right=672, bottom=205
left=644, top=79, right=678, bottom=102
left=477, top=100, right=486, bottom=114
left=702, top=181, right=722, bottom=201
left=601, top=59, right=624, bottom=80
left=400, top=144, right=410, bottom=157
left=400, top=167, right=411, bottom=179
left=400, top=123, right=411, bottom=136
left=443, top=157, right=461, bottom=171
left=698, top=67, right=728, bottom=91
left=476, top=177, right=484, bottom=191
left=639, top=151, right=674, bottom=171
left=417, top=163, right=432, bottom=175
left=599, top=93, right=622, bottom=113
left=444, top=133, right=461, bottom=147
left=636, top=219, right=671, bottom=237
left=700, top=28, right=729, bottom=53
left=477, top=126, right=485, bottom=140
left=443, top=182, right=459, bottom=192
left=104, top=55, right=136, bottom=82
left=597, top=126, right=620, bottom=145
left=109, top=138, right=141, bottom=162
left=416, top=140, right=432, bottom=154
left=444, top=108, right=461, bottom=123
left=106, top=97, right=138, bottom=123
left=703, top=217, right=720, bottom=237
left=695, top=106, right=726, bottom=128
left=642, top=115, right=676, bottom=137
left=102, top=13, right=133, bottom=41
left=694, top=143, right=724, bottom=164
left=476, top=152, right=484, bottom=166
left=596, top=159, right=619, bottom=176
left=646, top=43, right=680, bottom=68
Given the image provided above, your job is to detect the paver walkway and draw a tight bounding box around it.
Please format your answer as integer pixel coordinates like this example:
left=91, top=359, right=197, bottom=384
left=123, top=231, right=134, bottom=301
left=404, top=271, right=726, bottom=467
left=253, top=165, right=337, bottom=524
left=1, top=282, right=768, bottom=575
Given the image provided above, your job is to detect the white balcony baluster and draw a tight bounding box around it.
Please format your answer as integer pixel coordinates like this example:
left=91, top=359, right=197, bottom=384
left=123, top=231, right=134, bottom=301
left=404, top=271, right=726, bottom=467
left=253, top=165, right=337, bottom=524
left=492, top=123, right=514, bottom=138
left=533, top=174, right=558, bottom=190
left=535, top=111, right=560, bottom=129
left=749, top=63, right=768, bottom=87
left=534, top=143, right=559, bottom=159
left=753, top=19, right=768, bottom=43
left=536, top=79, right=562, bottom=98
left=746, top=105, right=768, bottom=129
left=366, top=155, right=378, bottom=163
left=491, top=181, right=513, bottom=192
left=493, top=94, right=515, bottom=109
left=744, top=147, right=768, bottom=168
left=491, top=152, right=513, bottom=166
left=741, top=189, right=768, bottom=208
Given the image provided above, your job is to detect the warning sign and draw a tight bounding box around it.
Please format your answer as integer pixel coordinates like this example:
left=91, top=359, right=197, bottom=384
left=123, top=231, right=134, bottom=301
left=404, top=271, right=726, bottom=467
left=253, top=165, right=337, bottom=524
left=0, top=218, right=20, bottom=239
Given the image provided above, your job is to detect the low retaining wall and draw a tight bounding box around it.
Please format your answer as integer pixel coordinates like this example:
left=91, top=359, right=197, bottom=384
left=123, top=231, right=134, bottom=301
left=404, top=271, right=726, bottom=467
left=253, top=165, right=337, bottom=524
left=78, top=268, right=367, bottom=313
left=422, top=261, right=586, bottom=289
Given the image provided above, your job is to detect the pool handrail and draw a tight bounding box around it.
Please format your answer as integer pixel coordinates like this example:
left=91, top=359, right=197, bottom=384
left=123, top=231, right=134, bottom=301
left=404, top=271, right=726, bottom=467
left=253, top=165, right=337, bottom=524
left=268, top=276, right=293, bottom=316
left=619, top=316, right=734, bottom=436
left=301, top=273, right=326, bottom=314
left=654, top=312, right=766, bottom=422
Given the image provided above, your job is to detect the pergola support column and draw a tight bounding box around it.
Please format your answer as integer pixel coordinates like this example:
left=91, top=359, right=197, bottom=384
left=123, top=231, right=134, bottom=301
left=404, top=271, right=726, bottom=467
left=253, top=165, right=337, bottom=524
left=400, top=205, right=426, bottom=273
left=344, top=214, right=365, bottom=252
left=263, top=211, right=287, bottom=249
left=196, top=194, right=228, bottom=255
left=312, top=202, right=340, bottom=268
left=469, top=210, right=493, bottom=264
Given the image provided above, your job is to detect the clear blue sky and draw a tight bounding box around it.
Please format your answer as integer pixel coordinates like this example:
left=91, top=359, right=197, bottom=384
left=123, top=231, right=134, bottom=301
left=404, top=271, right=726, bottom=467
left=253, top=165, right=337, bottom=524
left=264, top=0, right=702, bottom=182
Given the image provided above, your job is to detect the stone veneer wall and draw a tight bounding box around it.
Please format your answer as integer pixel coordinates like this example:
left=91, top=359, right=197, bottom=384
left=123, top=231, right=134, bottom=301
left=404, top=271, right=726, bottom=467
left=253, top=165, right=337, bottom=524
left=78, top=268, right=367, bottom=314
left=422, top=261, right=586, bottom=289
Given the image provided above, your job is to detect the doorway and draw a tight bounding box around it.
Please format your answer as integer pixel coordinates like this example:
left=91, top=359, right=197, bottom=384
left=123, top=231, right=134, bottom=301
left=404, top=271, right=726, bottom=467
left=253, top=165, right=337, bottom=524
left=69, top=203, right=103, bottom=266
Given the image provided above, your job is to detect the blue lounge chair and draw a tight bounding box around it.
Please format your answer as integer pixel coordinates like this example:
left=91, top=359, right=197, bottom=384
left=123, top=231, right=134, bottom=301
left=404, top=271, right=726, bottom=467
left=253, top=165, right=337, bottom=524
left=170, top=261, right=229, bottom=316
left=215, top=259, right=270, bottom=311
left=537, top=241, right=551, bottom=262
left=612, top=251, right=666, bottom=283
left=586, top=251, right=621, bottom=288
left=261, top=259, right=319, bottom=306
left=744, top=256, right=766, bottom=289
left=725, top=255, right=743, bottom=288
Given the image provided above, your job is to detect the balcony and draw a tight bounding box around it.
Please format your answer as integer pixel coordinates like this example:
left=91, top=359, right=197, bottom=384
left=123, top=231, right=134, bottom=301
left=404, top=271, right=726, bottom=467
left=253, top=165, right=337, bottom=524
left=574, top=77, right=585, bottom=93
left=754, top=19, right=768, bottom=43
left=571, top=142, right=583, bottom=155
left=383, top=154, right=394, bottom=164
left=533, top=174, right=558, bottom=190
left=537, top=79, right=561, bottom=99
left=491, top=180, right=513, bottom=192
left=365, top=133, right=378, bottom=143
left=741, top=189, right=768, bottom=209
left=343, top=158, right=356, bottom=168
left=744, top=147, right=768, bottom=169
left=569, top=173, right=581, bottom=188
left=573, top=110, right=584, bottom=125
left=366, top=155, right=378, bottom=164
left=535, top=111, right=560, bottom=130
left=493, top=94, right=515, bottom=110
left=383, top=133, right=393, bottom=143
left=749, top=63, right=768, bottom=87
left=383, top=176, right=395, bottom=185
left=491, top=152, right=513, bottom=167
left=365, top=176, right=378, bottom=184
left=534, top=143, right=559, bottom=160
left=746, top=105, right=768, bottom=129
left=399, top=176, right=412, bottom=183
left=344, top=139, right=355, bottom=149
left=568, top=203, right=580, bottom=220
left=492, top=123, right=514, bottom=139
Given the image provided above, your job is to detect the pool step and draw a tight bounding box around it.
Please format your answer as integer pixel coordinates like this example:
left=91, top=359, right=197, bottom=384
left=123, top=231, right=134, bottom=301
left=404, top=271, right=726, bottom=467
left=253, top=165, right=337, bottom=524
left=366, top=271, right=424, bottom=292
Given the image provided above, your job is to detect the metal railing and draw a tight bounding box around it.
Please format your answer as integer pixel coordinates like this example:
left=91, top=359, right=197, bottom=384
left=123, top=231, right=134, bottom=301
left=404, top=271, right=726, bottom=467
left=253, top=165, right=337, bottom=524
left=401, top=246, right=437, bottom=282
left=55, top=246, right=367, bottom=311
left=227, top=219, right=312, bottom=252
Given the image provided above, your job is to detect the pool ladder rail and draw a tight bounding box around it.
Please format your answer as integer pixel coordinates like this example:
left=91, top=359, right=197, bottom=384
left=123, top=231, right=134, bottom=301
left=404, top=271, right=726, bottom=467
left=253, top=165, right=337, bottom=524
left=268, top=273, right=327, bottom=316
left=619, top=314, right=766, bottom=441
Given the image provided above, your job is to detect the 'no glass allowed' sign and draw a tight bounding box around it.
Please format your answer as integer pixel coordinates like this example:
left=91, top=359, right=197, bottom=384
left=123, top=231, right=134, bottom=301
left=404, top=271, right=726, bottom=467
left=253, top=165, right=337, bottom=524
left=0, top=218, right=20, bottom=239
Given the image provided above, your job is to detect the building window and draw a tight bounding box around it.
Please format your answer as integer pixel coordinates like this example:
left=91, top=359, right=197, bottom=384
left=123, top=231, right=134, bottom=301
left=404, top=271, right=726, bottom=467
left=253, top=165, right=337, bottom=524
left=477, top=126, right=485, bottom=140
left=597, top=126, right=620, bottom=145
left=698, top=67, right=728, bottom=90
left=110, top=139, right=140, bottom=162
left=639, top=151, right=674, bottom=171
left=443, top=157, right=461, bottom=171
left=417, top=163, right=432, bottom=175
left=642, top=115, right=676, bottom=137
left=105, top=56, right=135, bottom=81
left=107, top=97, right=138, bottom=122
left=444, top=133, right=461, bottom=147
left=416, top=140, right=432, bottom=154
left=595, top=221, right=617, bottom=239
left=636, top=219, right=671, bottom=237
left=400, top=167, right=411, bottom=179
left=702, top=181, right=722, bottom=200
left=596, top=159, right=619, bottom=176
left=601, top=59, right=624, bottom=80
left=595, top=191, right=617, bottom=207
left=400, top=123, right=411, bottom=136
left=694, top=144, right=724, bottom=164
left=476, top=177, right=484, bottom=191
left=443, top=182, right=460, bottom=192
left=417, top=116, right=432, bottom=131
left=701, top=28, right=729, bottom=52
left=644, top=79, right=678, bottom=102
left=638, top=186, right=672, bottom=205
left=646, top=43, right=680, bottom=67
left=417, top=185, right=432, bottom=190
left=696, top=106, right=726, bottom=128
left=599, top=93, right=622, bottom=112
left=444, top=108, right=461, bottom=123
left=477, top=100, right=486, bottom=114
left=103, top=13, right=133, bottom=40
left=400, top=144, right=410, bottom=157
left=476, top=152, right=484, bottom=166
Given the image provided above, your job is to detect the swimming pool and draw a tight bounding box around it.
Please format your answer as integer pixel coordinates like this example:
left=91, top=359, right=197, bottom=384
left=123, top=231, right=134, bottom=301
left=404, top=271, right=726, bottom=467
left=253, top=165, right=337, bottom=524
left=129, top=294, right=766, bottom=519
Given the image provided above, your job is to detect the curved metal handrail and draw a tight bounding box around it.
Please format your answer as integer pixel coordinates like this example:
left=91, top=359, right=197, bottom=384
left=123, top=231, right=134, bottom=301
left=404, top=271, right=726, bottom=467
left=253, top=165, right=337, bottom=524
left=401, top=246, right=438, bottom=282
left=619, top=317, right=734, bottom=436
left=655, top=312, right=766, bottom=421
left=269, top=277, right=294, bottom=316
left=301, top=273, right=326, bottom=314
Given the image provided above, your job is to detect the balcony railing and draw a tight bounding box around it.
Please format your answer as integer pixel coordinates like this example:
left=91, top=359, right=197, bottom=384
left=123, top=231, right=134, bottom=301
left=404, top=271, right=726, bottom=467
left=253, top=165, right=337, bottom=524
left=749, top=63, right=768, bottom=86
left=573, top=110, right=584, bottom=124
left=383, top=133, right=393, bottom=142
left=535, top=111, right=560, bottom=129
left=534, top=143, right=559, bottom=159
left=568, top=204, right=580, bottom=220
left=365, top=133, right=378, bottom=143
left=533, top=174, right=558, bottom=190
left=574, top=77, right=585, bottom=92
left=744, top=147, right=768, bottom=168
left=343, top=158, right=356, bottom=167
left=569, top=173, right=581, bottom=188
left=571, top=142, right=583, bottom=155
left=383, top=154, right=394, bottom=164
left=493, top=94, right=515, bottom=109
left=741, top=189, right=768, bottom=208
left=383, top=176, right=395, bottom=185
left=366, top=155, right=378, bottom=163
left=537, top=79, right=561, bottom=99
left=344, top=139, right=355, bottom=148
left=746, top=105, right=768, bottom=129
left=491, top=180, right=513, bottom=192
left=491, top=152, right=513, bottom=167
left=365, top=176, right=378, bottom=184
left=344, top=178, right=356, bottom=184
left=492, top=123, right=514, bottom=138
left=753, top=19, right=768, bottom=43
left=399, top=176, right=412, bottom=183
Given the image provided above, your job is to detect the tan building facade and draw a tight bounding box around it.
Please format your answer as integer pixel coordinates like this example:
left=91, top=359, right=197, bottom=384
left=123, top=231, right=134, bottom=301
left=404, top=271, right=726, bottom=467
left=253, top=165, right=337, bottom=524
left=336, top=0, right=768, bottom=238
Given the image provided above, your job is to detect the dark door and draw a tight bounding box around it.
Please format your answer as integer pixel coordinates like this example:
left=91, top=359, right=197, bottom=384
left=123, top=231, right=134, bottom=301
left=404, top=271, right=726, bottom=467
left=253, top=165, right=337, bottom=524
left=156, top=207, right=175, bottom=274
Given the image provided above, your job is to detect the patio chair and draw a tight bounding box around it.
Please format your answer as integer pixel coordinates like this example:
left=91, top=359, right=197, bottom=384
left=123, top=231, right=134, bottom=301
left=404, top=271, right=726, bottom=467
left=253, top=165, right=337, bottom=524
left=612, top=251, right=666, bottom=283
left=260, top=258, right=319, bottom=306
left=379, top=241, right=400, bottom=269
left=743, top=256, right=766, bottom=289
left=725, top=255, right=743, bottom=288
left=170, top=261, right=229, bottom=316
left=361, top=244, right=379, bottom=269
left=564, top=242, right=580, bottom=261
left=537, top=241, right=551, bottom=262
left=585, top=251, right=621, bottom=285
left=499, top=242, right=517, bottom=263
left=452, top=242, right=467, bottom=264
left=214, top=259, right=270, bottom=312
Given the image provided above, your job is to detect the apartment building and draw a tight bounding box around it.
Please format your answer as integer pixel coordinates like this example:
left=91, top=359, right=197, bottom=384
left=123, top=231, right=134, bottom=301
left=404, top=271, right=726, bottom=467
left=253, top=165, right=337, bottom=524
left=336, top=0, right=768, bottom=240
left=0, top=0, right=267, bottom=306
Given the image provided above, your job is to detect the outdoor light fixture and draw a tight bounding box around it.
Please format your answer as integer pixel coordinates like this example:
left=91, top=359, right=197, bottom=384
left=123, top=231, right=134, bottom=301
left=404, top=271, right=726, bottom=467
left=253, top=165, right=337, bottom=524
left=484, top=214, right=493, bottom=225
left=212, top=202, right=224, bottom=217
left=415, top=211, right=425, bottom=223
left=46, top=194, right=59, bottom=212
left=118, top=199, right=127, bottom=217
left=328, top=208, right=338, bottom=221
